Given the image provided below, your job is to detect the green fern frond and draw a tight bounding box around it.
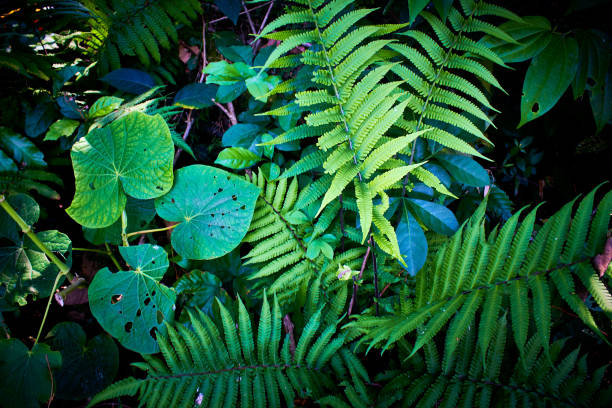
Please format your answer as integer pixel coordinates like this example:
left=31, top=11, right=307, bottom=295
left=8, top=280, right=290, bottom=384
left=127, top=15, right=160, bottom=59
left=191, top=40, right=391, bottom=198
left=89, top=295, right=365, bottom=408
left=350, top=188, right=612, bottom=355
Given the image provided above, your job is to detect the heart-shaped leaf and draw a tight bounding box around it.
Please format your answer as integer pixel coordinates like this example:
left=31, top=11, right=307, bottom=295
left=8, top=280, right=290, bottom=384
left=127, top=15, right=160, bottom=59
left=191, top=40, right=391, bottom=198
left=67, top=112, right=174, bottom=228
left=155, top=165, right=260, bottom=260
left=0, top=339, right=62, bottom=408
left=45, top=322, right=119, bottom=400
left=88, top=244, right=176, bottom=354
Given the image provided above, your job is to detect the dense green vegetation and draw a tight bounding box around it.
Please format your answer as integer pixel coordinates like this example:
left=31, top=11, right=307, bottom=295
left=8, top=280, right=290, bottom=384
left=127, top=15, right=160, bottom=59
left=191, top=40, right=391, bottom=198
left=0, top=0, right=611, bottom=407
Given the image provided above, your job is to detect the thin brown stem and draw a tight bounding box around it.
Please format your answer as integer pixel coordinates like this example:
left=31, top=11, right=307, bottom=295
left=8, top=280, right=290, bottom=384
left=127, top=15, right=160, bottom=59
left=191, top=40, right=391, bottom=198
left=371, top=238, right=379, bottom=316
left=251, top=0, right=275, bottom=52
left=348, top=244, right=371, bottom=316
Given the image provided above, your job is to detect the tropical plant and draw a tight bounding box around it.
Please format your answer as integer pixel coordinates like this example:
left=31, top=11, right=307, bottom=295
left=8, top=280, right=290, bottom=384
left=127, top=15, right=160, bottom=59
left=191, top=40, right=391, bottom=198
left=0, top=0, right=610, bottom=407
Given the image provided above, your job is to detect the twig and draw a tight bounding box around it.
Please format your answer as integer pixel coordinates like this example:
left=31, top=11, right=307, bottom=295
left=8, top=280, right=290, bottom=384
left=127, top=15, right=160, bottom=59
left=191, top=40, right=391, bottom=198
left=212, top=99, right=238, bottom=125
left=348, top=244, right=371, bottom=316
left=174, top=18, right=208, bottom=164
left=371, top=238, right=379, bottom=316
left=242, top=0, right=258, bottom=47
left=208, top=1, right=272, bottom=24
left=251, top=0, right=275, bottom=52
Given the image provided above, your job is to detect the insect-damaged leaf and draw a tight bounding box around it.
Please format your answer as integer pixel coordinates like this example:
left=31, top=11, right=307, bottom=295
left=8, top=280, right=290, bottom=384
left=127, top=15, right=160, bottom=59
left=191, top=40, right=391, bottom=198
left=67, top=112, right=174, bottom=228
left=88, top=244, right=176, bottom=354
left=155, top=165, right=260, bottom=260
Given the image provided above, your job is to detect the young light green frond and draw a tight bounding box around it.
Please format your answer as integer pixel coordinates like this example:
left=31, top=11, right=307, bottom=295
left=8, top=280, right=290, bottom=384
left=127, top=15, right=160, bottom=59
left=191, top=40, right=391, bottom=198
left=368, top=164, right=422, bottom=193
left=354, top=180, right=373, bottom=243
left=282, top=150, right=327, bottom=178
left=412, top=166, right=456, bottom=198
left=317, top=163, right=360, bottom=216
left=321, top=8, right=376, bottom=47
left=257, top=11, right=315, bottom=38
left=361, top=130, right=425, bottom=178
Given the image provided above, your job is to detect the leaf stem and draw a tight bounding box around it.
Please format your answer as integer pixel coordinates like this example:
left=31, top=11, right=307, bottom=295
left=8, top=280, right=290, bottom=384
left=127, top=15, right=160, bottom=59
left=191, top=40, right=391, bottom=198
left=105, top=243, right=121, bottom=270
left=34, top=271, right=64, bottom=345
left=0, top=194, right=73, bottom=280
left=125, top=223, right=178, bottom=238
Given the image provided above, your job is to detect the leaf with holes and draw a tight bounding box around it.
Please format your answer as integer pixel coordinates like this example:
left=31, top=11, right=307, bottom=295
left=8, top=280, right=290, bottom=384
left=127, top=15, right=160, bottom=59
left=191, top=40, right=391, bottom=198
left=66, top=111, right=174, bottom=229
left=88, top=244, right=176, bottom=354
left=519, top=35, right=579, bottom=127
left=155, top=165, right=260, bottom=260
left=0, top=339, right=62, bottom=408
left=45, top=322, right=119, bottom=400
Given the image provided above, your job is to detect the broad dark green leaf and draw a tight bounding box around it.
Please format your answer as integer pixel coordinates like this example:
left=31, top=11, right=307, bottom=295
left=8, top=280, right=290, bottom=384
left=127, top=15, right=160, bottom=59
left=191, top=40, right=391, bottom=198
left=45, top=322, right=119, bottom=400
left=397, top=202, right=428, bottom=275
left=88, top=244, right=176, bottom=354
left=100, top=69, right=155, bottom=94
left=590, top=68, right=612, bottom=133
left=83, top=197, right=156, bottom=245
left=408, top=0, right=430, bottom=24
left=433, top=0, right=453, bottom=21
left=0, top=150, right=17, bottom=172
left=406, top=198, right=459, bottom=236
left=214, top=0, right=241, bottom=24
left=436, top=153, right=490, bottom=187
left=173, top=83, right=218, bottom=109
left=25, top=102, right=56, bottom=138
left=0, top=127, right=46, bottom=167
left=67, top=112, right=174, bottom=228
left=215, top=82, right=247, bottom=103
left=0, top=230, right=71, bottom=306
left=480, top=16, right=552, bottom=63
left=519, top=35, right=579, bottom=127
left=0, top=194, right=39, bottom=244
left=44, top=119, right=79, bottom=141
left=218, top=44, right=253, bottom=64
left=573, top=30, right=609, bottom=98
left=155, top=165, right=260, bottom=260
left=215, top=147, right=261, bottom=169
left=0, top=339, right=62, bottom=408
left=222, top=123, right=262, bottom=148
left=174, top=270, right=228, bottom=317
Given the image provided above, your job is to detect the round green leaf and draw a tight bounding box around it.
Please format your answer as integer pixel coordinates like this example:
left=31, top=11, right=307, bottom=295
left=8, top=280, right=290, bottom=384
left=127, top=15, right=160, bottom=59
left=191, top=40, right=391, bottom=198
left=436, top=153, right=490, bottom=187
left=397, top=203, right=428, bottom=276
left=406, top=198, right=459, bottom=236
left=0, top=339, right=62, bottom=408
left=519, top=35, right=579, bottom=127
left=67, top=112, right=174, bottom=228
left=45, top=322, right=119, bottom=400
left=155, top=165, right=260, bottom=260
left=88, top=244, right=175, bottom=354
